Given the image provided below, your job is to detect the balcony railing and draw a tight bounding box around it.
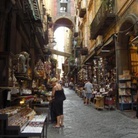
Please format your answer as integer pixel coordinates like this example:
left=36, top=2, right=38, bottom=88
left=90, top=0, right=116, bottom=39
left=23, top=0, right=42, bottom=24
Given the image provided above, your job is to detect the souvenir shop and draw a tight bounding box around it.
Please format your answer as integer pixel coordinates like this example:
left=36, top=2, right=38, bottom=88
left=0, top=51, right=56, bottom=138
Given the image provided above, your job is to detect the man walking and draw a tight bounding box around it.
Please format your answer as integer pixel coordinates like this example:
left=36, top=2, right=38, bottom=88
left=84, top=79, right=93, bottom=105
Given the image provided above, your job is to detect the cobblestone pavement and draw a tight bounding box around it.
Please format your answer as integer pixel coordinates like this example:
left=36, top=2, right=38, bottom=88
left=47, top=88, right=138, bottom=138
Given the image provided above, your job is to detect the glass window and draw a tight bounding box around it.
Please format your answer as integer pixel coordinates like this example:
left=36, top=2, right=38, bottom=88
left=60, top=3, right=67, bottom=12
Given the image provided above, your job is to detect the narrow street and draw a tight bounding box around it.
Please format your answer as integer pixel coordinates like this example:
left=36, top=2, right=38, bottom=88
left=47, top=88, right=138, bottom=138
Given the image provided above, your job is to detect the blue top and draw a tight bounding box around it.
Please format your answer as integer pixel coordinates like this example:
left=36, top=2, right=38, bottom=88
left=84, top=82, right=93, bottom=93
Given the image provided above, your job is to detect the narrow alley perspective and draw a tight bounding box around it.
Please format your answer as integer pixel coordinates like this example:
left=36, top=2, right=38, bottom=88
left=48, top=88, right=138, bottom=138
left=0, top=0, right=138, bottom=138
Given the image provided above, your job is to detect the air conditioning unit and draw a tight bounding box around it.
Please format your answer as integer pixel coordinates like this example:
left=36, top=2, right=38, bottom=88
left=95, top=35, right=103, bottom=47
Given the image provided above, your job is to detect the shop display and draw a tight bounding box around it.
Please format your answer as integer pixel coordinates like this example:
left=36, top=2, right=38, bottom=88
left=0, top=106, right=36, bottom=128
left=118, top=70, right=132, bottom=110
left=13, top=51, right=31, bottom=80
left=0, top=106, right=48, bottom=137
left=77, top=68, right=87, bottom=81
left=0, top=106, right=21, bottom=115
left=130, top=45, right=138, bottom=76
left=91, top=56, right=116, bottom=110
left=34, top=59, right=45, bottom=78
left=130, top=45, right=138, bottom=110
left=22, top=115, right=47, bottom=133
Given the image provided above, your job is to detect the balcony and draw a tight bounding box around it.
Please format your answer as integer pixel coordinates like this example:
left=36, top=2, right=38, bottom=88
left=90, top=0, right=116, bottom=39
left=79, top=8, right=86, bottom=18
left=79, top=0, right=86, bottom=18
left=23, top=0, right=42, bottom=26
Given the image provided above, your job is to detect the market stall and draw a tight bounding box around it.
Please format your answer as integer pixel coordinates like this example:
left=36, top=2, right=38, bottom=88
left=0, top=106, right=48, bottom=138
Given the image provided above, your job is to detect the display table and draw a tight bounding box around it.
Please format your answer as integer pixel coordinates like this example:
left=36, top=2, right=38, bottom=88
left=94, top=95, right=104, bottom=109
left=0, top=110, right=48, bottom=138
left=32, top=102, right=50, bottom=122
left=20, top=114, right=48, bottom=138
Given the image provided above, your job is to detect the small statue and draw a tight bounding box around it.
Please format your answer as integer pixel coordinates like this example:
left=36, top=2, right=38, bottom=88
left=13, top=51, right=30, bottom=74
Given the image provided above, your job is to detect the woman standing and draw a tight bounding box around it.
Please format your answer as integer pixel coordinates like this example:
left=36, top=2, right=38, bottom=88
left=51, top=77, right=65, bottom=128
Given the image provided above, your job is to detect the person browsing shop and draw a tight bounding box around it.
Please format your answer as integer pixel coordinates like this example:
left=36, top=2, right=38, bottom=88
left=84, top=79, right=93, bottom=105
left=51, top=77, right=66, bottom=128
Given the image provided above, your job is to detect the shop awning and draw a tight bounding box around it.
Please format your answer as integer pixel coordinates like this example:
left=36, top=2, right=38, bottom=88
left=82, top=50, right=95, bottom=64
left=97, top=35, right=115, bottom=57
left=102, top=35, right=114, bottom=50
left=83, top=35, right=115, bottom=64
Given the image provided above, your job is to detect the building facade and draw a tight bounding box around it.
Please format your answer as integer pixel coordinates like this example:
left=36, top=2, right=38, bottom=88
left=74, top=0, right=138, bottom=109
left=0, top=0, right=50, bottom=87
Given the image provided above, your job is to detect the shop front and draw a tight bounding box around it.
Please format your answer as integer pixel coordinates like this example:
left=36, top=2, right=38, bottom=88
left=116, top=14, right=138, bottom=110
left=82, top=13, right=138, bottom=111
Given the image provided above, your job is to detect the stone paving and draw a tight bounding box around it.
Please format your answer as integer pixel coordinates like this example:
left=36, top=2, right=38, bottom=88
left=47, top=88, right=138, bottom=138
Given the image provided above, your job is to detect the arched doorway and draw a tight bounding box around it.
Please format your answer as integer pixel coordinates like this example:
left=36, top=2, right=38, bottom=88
left=53, top=17, right=74, bottom=31
left=116, top=14, right=138, bottom=76
left=116, top=14, right=138, bottom=109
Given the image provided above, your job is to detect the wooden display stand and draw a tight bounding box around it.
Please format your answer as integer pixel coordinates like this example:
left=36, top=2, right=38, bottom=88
left=94, top=95, right=104, bottom=110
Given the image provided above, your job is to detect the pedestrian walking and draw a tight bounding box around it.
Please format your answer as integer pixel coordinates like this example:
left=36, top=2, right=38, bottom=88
left=51, top=77, right=66, bottom=128
left=84, top=79, right=93, bottom=105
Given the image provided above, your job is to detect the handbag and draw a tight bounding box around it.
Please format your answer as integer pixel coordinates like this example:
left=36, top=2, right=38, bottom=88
left=61, top=89, right=66, bottom=101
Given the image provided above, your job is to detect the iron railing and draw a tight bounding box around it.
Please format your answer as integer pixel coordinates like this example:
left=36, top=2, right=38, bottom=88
left=90, top=0, right=116, bottom=39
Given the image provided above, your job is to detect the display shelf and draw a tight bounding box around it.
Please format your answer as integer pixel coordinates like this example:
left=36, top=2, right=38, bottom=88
left=20, top=114, right=47, bottom=138
left=118, top=78, right=132, bottom=110
left=0, top=106, right=48, bottom=138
